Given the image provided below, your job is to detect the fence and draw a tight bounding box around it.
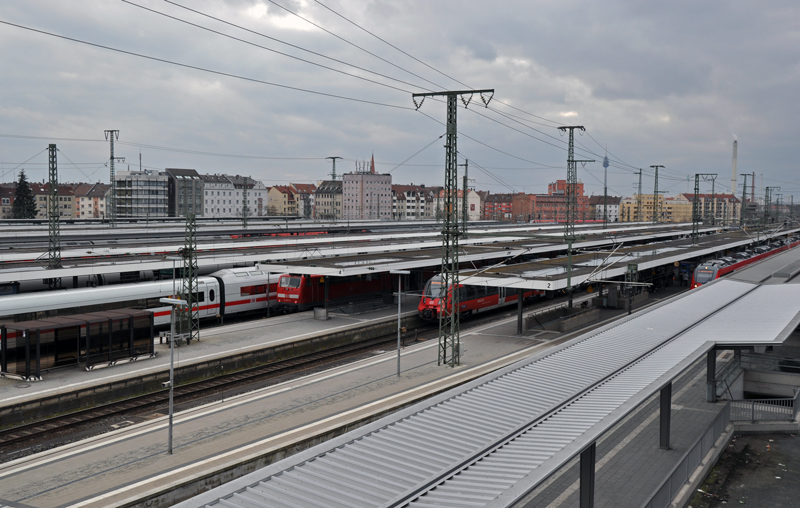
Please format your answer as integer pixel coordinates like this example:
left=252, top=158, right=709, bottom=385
left=730, top=390, right=800, bottom=422
left=642, top=403, right=730, bottom=508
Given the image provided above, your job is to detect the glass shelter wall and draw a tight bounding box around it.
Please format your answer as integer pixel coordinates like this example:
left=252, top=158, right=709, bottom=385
left=1, top=310, right=154, bottom=380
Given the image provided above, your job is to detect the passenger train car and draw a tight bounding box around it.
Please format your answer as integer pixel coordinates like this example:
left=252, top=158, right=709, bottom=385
left=0, top=267, right=281, bottom=327
left=691, top=239, right=800, bottom=288
left=418, top=275, right=541, bottom=320
left=277, top=273, right=392, bottom=312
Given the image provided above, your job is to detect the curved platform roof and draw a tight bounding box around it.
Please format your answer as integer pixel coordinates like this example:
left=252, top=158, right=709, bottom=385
left=175, top=249, right=800, bottom=508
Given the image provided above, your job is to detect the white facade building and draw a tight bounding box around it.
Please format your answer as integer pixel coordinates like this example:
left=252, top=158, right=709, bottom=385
left=202, top=174, right=267, bottom=218
left=343, top=172, right=392, bottom=220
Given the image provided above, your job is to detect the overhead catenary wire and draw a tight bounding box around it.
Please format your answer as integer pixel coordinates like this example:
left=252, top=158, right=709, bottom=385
left=124, top=0, right=426, bottom=95
left=0, top=19, right=413, bottom=110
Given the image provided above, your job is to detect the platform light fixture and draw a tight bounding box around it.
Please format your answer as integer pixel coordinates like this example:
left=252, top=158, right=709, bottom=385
left=390, top=270, right=411, bottom=377
left=160, top=296, right=187, bottom=455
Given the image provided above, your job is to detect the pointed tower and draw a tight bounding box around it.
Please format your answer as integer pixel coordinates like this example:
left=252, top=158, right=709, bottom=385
left=370, top=153, right=375, bottom=174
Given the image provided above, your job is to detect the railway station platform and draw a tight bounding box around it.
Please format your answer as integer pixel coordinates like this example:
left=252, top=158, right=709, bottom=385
left=0, top=294, right=421, bottom=418
left=171, top=249, right=800, bottom=508
left=0, top=292, right=619, bottom=508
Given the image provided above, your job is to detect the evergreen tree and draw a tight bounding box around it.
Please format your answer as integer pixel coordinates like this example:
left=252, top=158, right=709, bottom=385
left=12, top=169, right=38, bottom=219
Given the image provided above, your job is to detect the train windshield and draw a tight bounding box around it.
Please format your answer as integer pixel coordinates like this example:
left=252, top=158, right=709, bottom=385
left=280, top=276, right=302, bottom=288
left=424, top=279, right=445, bottom=298
left=695, top=269, right=715, bottom=284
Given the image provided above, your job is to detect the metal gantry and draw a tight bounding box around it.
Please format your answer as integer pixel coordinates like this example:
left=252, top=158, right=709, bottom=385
left=692, top=173, right=717, bottom=245
left=413, top=88, right=494, bottom=367
left=326, top=156, right=342, bottom=180
left=765, top=186, right=779, bottom=224
left=47, top=144, right=61, bottom=290
left=460, top=159, right=469, bottom=237
left=740, top=173, right=750, bottom=227
left=602, top=152, right=609, bottom=228
left=104, top=130, right=123, bottom=227
left=636, top=169, right=643, bottom=222
left=650, top=165, right=664, bottom=223
left=178, top=182, right=200, bottom=344
left=558, top=126, right=590, bottom=308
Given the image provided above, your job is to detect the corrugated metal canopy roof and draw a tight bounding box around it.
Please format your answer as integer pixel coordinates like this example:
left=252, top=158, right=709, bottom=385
left=177, top=277, right=800, bottom=508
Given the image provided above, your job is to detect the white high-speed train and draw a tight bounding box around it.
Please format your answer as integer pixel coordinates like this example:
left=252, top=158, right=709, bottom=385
left=0, top=266, right=281, bottom=327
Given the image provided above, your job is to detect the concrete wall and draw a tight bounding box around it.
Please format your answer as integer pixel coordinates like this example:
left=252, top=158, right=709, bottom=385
left=744, top=370, right=800, bottom=398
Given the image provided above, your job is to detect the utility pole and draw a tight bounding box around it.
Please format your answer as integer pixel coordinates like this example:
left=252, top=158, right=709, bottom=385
left=558, top=125, right=592, bottom=308
left=460, top=160, right=469, bottom=237
left=104, top=130, right=123, bottom=227
left=602, top=151, right=609, bottom=228
left=740, top=173, right=750, bottom=227
left=650, top=165, right=664, bottom=224
left=47, top=144, right=62, bottom=290
left=636, top=169, right=643, bottom=222
left=326, top=156, right=342, bottom=180
left=693, top=174, right=717, bottom=245
left=765, top=187, right=779, bottom=224
left=413, top=88, right=494, bottom=367
left=709, top=175, right=717, bottom=226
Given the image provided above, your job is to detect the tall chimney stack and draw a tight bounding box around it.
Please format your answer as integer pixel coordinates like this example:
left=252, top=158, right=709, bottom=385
left=732, top=139, right=738, bottom=197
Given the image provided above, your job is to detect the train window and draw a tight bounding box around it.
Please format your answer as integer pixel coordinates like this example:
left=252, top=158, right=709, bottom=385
left=695, top=269, right=715, bottom=283
left=235, top=273, right=248, bottom=277
left=424, top=281, right=445, bottom=298
left=280, top=276, right=302, bottom=288
left=193, top=292, right=205, bottom=303
left=209, top=290, right=215, bottom=301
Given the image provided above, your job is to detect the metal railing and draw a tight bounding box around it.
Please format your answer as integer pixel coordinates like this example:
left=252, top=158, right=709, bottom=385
left=642, top=403, right=731, bottom=508
left=730, top=390, right=800, bottom=422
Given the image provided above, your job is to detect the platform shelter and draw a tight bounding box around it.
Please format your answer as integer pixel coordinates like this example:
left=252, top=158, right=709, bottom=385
left=1, top=309, right=154, bottom=381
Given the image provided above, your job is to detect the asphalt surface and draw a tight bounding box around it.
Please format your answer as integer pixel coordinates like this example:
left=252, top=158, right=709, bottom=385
left=690, top=432, right=800, bottom=507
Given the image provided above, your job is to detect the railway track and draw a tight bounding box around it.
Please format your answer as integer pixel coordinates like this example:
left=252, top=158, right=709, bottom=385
left=0, top=326, right=439, bottom=453
left=0, top=294, right=590, bottom=457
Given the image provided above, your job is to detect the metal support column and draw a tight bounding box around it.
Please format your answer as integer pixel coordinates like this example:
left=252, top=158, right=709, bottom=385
left=413, top=88, right=494, bottom=367
left=660, top=382, right=672, bottom=450
left=461, top=159, right=469, bottom=237
left=517, top=288, right=523, bottom=335
left=104, top=130, right=122, bottom=227
left=740, top=174, right=750, bottom=227
left=241, top=176, right=249, bottom=230
left=602, top=153, right=609, bottom=228
left=636, top=169, right=643, bottom=222
left=47, top=144, right=62, bottom=290
left=179, top=178, right=199, bottom=345
left=706, top=348, right=717, bottom=403
left=580, top=442, right=596, bottom=508
left=651, top=165, right=664, bottom=224
left=558, top=126, right=591, bottom=309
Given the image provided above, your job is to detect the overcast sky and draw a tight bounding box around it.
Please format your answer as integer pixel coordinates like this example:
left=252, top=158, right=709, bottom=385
left=1, top=0, right=798, bottom=200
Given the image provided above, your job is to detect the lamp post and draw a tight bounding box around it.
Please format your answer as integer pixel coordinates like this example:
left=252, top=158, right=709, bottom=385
left=390, top=270, right=411, bottom=377
left=160, top=297, right=187, bottom=455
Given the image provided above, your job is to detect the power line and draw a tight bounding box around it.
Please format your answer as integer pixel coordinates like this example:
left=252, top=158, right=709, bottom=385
left=388, top=133, right=445, bottom=173
left=266, top=0, right=447, bottom=91
left=123, top=0, right=421, bottom=95
left=0, top=19, right=413, bottom=110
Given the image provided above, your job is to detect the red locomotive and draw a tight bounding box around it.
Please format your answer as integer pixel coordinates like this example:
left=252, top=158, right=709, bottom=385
left=276, top=273, right=391, bottom=312
left=418, top=275, right=541, bottom=320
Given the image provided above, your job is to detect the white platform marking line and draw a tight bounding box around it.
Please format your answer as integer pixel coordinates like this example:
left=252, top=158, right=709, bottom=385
left=67, top=345, right=546, bottom=508
left=0, top=313, right=539, bottom=478
left=0, top=313, right=409, bottom=404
